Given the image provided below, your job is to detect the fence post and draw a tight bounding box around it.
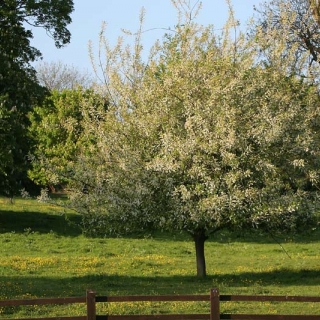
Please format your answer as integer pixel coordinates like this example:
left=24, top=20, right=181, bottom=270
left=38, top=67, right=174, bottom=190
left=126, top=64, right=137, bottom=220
left=210, top=288, right=220, bottom=320
left=86, top=289, right=96, bottom=320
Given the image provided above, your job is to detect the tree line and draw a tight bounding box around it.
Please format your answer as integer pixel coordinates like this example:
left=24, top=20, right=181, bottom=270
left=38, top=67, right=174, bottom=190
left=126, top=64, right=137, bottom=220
left=1, top=0, right=320, bottom=277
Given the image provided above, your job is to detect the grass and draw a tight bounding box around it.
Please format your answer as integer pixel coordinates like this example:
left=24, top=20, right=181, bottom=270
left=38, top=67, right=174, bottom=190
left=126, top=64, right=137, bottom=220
left=0, top=196, right=320, bottom=318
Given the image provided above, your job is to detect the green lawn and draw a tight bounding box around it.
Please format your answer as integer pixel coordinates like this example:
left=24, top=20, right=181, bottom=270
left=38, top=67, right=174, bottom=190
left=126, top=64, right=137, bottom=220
left=0, top=197, right=320, bottom=318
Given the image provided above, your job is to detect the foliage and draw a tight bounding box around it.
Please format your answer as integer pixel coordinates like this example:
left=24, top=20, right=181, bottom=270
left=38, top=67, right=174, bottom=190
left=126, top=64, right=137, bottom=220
left=0, top=0, right=74, bottom=197
left=309, top=0, right=320, bottom=24
left=1, top=0, right=74, bottom=57
left=36, top=61, right=94, bottom=91
left=253, top=0, right=320, bottom=72
left=0, top=58, right=46, bottom=197
left=29, top=88, right=108, bottom=190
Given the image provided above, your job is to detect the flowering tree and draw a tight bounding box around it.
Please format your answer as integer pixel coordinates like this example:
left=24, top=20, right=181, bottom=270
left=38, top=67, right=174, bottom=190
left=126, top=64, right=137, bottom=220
left=44, top=0, right=320, bottom=277
left=255, top=0, right=320, bottom=68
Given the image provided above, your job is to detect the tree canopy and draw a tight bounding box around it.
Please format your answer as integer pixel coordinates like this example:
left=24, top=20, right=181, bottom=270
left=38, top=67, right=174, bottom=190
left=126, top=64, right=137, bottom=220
left=29, top=88, right=108, bottom=191
left=0, top=0, right=73, bottom=61
left=36, top=61, right=93, bottom=91
left=254, top=0, right=320, bottom=70
left=0, top=0, right=74, bottom=197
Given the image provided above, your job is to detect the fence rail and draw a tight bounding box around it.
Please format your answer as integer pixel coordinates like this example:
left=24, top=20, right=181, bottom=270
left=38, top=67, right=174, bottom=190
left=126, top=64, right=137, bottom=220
left=1, top=288, right=320, bottom=320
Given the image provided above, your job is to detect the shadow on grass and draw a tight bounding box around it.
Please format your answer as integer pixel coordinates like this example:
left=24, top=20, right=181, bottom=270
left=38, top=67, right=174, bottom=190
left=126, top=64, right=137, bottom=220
left=1, top=209, right=319, bottom=245
left=80, top=227, right=320, bottom=244
left=208, top=227, right=320, bottom=244
left=1, top=269, right=320, bottom=299
left=0, top=210, right=82, bottom=236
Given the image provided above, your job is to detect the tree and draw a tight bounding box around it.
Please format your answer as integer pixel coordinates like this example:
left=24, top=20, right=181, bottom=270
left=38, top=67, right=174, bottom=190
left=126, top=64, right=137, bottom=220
left=43, top=0, right=320, bottom=277
left=36, top=61, right=93, bottom=91
left=0, top=0, right=74, bottom=197
left=0, top=0, right=74, bottom=65
left=29, top=88, right=108, bottom=191
left=0, top=59, right=46, bottom=197
left=254, top=0, right=320, bottom=68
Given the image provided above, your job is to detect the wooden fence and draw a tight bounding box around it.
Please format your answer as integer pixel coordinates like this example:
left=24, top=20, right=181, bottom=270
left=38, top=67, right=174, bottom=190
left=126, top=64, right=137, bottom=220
left=0, top=288, right=320, bottom=320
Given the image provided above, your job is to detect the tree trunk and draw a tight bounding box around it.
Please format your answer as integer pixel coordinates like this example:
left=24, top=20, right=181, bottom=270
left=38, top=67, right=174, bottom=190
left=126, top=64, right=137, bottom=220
left=193, top=230, right=208, bottom=278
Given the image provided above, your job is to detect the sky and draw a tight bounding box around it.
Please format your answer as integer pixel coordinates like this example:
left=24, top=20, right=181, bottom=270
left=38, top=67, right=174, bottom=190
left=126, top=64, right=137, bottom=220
left=30, top=0, right=266, bottom=73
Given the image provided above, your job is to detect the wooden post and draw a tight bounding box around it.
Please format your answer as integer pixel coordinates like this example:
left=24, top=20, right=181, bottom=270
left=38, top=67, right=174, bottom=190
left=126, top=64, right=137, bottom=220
left=86, top=289, right=96, bottom=320
left=210, top=288, right=220, bottom=320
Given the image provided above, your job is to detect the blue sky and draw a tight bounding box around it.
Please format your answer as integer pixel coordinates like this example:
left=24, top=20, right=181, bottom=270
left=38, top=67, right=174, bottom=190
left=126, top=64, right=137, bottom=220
left=31, top=0, right=266, bottom=72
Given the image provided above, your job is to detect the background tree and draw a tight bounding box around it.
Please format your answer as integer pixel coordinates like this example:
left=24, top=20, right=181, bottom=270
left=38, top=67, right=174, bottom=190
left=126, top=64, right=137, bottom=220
left=36, top=61, right=93, bottom=91
left=0, top=0, right=74, bottom=197
left=0, top=59, right=45, bottom=197
left=42, top=0, right=320, bottom=277
left=29, top=88, right=107, bottom=191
